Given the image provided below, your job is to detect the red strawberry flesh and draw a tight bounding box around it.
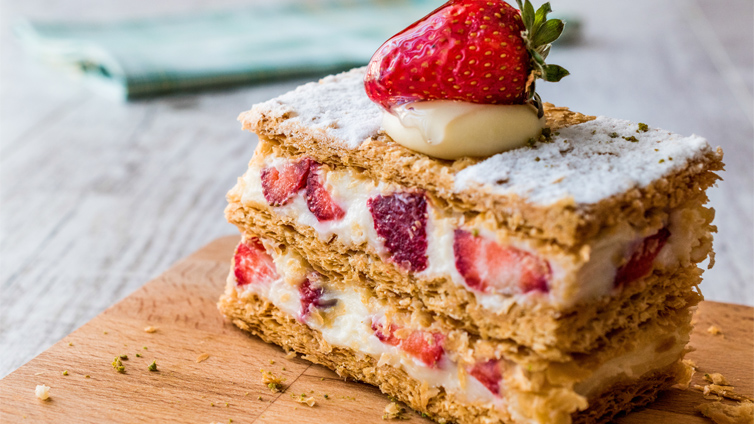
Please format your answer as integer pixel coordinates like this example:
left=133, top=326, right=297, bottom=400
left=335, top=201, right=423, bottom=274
left=365, top=0, right=529, bottom=110
left=614, top=228, right=671, bottom=287
left=260, top=158, right=312, bottom=206
left=299, top=276, right=337, bottom=319
left=234, top=239, right=278, bottom=286
left=371, top=321, right=401, bottom=346
left=469, top=360, right=503, bottom=396
left=371, top=322, right=444, bottom=367
left=368, top=192, right=428, bottom=272
left=453, top=229, right=550, bottom=294
left=305, top=163, right=346, bottom=222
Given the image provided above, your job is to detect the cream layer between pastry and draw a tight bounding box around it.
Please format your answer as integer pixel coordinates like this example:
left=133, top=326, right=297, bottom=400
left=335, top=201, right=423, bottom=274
left=227, top=237, right=689, bottom=423
left=235, top=149, right=713, bottom=309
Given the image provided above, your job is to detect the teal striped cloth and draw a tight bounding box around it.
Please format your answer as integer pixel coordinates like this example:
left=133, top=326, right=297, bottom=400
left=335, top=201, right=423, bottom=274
left=14, top=0, right=440, bottom=100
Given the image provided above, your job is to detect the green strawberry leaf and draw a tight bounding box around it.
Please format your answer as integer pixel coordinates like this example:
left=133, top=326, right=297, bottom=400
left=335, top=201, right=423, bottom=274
left=543, top=64, right=570, bottom=82
left=532, top=19, right=565, bottom=46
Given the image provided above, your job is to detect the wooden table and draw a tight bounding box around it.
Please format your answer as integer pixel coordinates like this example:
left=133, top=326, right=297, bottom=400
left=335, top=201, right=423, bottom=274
left=1, top=0, right=752, bottom=381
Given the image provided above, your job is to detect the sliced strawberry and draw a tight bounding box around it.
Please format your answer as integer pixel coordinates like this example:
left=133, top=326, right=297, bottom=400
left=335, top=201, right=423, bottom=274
left=260, top=158, right=312, bottom=206
left=371, top=322, right=444, bottom=367
left=371, top=321, right=401, bottom=346
left=299, top=275, right=338, bottom=319
left=614, top=228, right=671, bottom=287
left=468, top=360, right=504, bottom=396
left=400, top=331, right=445, bottom=367
left=364, top=0, right=569, bottom=112
left=234, top=239, right=278, bottom=286
left=305, top=163, right=345, bottom=222
left=367, top=192, right=428, bottom=272
left=453, top=229, right=550, bottom=294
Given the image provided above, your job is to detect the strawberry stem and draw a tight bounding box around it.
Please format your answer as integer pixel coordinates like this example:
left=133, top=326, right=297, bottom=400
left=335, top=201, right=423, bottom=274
left=515, top=0, right=570, bottom=103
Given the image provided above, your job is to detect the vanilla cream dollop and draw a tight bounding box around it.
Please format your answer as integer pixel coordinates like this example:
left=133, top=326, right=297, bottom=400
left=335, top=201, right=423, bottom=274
left=382, top=101, right=545, bottom=160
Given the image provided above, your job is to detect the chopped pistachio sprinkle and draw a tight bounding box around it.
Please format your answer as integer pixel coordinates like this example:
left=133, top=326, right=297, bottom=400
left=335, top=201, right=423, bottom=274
left=622, top=135, right=638, bottom=142
left=659, top=159, right=665, bottom=163
left=136, top=353, right=142, bottom=358
left=148, top=361, right=158, bottom=372
left=120, top=354, right=128, bottom=360
left=143, top=347, right=148, bottom=350
left=62, top=370, right=68, bottom=376
left=608, top=132, right=619, bottom=138
left=324, top=394, right=329, bottom=399
left=637, top=123, right=649, bottom=132
left=257, top=396, right=262, bottom=401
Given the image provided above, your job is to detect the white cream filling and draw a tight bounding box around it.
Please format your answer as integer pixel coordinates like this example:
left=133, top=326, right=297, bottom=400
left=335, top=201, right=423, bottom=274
left=241, top=153, right=708, bottom=309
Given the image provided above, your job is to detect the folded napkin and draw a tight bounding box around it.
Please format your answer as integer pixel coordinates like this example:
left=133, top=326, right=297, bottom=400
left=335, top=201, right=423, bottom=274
left=14, top=0, right=438, bottom=100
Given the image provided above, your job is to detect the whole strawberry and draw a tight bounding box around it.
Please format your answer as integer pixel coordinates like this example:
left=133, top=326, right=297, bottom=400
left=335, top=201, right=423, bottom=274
left=365, top=0, right=568, bottom=112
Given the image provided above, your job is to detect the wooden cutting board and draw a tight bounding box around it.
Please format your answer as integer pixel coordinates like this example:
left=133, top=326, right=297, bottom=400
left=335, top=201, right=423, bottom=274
left=1, top=236, right=751, bottom=424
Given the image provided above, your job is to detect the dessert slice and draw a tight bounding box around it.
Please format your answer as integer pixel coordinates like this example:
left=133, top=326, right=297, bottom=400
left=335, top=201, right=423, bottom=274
left=219, top=237, right=697, bottom=424
left=220, top=1, right=723, bottom=423
left=227, top=68, right=720, bottom=360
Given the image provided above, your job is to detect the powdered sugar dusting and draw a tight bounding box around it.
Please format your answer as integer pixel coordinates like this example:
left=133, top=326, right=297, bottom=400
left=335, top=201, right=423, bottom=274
left=250, top=68, right=382, bottom=149
left=454, top=116, right=713, bottom=205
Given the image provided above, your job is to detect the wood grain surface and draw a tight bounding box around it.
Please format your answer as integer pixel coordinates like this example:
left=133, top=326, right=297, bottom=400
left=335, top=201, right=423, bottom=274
left=0, top=236, right=752, bottom=424
left=1, top=0, right=752, bottom=380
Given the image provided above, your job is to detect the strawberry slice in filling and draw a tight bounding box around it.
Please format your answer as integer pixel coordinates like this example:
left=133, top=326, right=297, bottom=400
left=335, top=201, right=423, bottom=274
left=299, top=275, right=338, bottom=319
left=260, top=158, right=312, bottom=206
left=371, top=321, right=444, bottom=367
left=367, top=192, right=428, bottom=272
left=234, top=239, right=278, bottom=286
left=468, top=359, right=504, bottom=396
left=305, top=163, right=346, bottom=222
left=453, top=229, right=550, bottom=294
left=614, top=228, right=671, bottom=287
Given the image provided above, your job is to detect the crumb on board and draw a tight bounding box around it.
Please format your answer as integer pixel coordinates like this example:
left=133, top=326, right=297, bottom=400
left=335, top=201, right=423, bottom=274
left=697, top=401, right=754, bottom=424
left=707, top=325, right=723, bottom=336
left=196, top=353, right=210, bottom=363
left=144, top=326, right=158, bottom=333
left=705, top=373, right=731, bottom=386
left=84, top=375, right=90, bottom=379
left=35, top=385, right=50, bottom=400
left=68, top=342, right=73, bottom=346
left=62, top=370, right=68, bottom=376
left=285, top=351, right=297, bottom=359
left=269, top=360, right=275, bottom=365
left=260, top=369, right=285, bottom=393
left=383, top=402, right=406, bottom=420
left=112, top=357, right=125, bottom=373
left=292, top=393, right=316, bottom=407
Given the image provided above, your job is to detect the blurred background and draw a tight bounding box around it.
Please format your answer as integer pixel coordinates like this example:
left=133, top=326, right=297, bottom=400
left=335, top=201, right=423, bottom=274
left=1, top=0, right=752, bottom=378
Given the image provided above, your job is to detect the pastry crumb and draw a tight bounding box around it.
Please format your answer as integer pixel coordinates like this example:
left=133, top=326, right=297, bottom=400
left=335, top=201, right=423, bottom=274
left=35, top=385, right=50, bottom=400
left=293, top=393, right=316, bottom=407
left=697, top=401, right=754, bottom=424
left=705, top=373, right=731, bottom=386
left=196, top=353, right=210, bottom=363
left=707, top=325, right=723, bottom=336
left=144, top=326, right=158, bottom=333
left=260, top=369, right=285, bottom=393
left=383, top=402, right=407, bottom=420
left=285, top=351, right=297, bottom=359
